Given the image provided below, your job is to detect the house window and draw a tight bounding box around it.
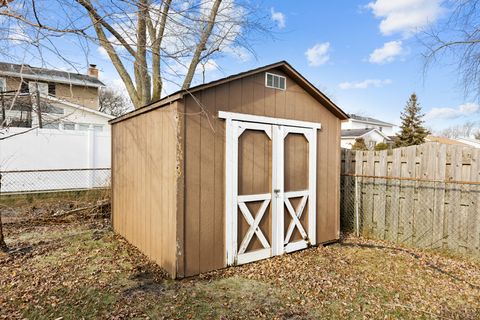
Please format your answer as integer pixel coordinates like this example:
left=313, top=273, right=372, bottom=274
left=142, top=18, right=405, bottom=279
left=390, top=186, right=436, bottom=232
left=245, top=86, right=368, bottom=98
left=379, top=127, right=383, bottom=132
left=93, top=125, right=103, bottom=132
left=78, top=123, right=90, bottom=131
left=63, top=122, right=75, bottom=130
left=48, top=83, right=56, bottom=96
left=0, top=78, right=6, bottom=92
left=265, top=73, right=286, bottom=90
left=43, top=121, right=60, bottom=129
left=28, top=82, right=48, bottom=95
left=20, top=81, right=29, bottom=93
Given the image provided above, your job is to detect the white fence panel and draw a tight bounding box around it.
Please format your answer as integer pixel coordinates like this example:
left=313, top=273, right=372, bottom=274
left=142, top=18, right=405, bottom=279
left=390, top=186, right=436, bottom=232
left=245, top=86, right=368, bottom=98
left=0, top=127, right=111, bottom=193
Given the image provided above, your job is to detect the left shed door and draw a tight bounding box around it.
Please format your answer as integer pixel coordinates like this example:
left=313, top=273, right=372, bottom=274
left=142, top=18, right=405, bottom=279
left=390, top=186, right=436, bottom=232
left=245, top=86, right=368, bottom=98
left=225, top=120, right=275, bottom=265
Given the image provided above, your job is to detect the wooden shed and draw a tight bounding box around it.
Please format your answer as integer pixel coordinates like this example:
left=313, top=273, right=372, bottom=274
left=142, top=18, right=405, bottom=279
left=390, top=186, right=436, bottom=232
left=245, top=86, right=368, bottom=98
left=110, top=61, right=348, bottom=278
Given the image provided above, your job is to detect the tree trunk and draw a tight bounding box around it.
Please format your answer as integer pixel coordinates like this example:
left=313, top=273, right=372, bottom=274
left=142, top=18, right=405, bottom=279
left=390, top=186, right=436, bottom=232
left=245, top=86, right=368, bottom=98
left=182, top=0, right=222, bottom=89
left=0, top=212, right=7, bottom=253
left=0, top=174, right=7, bottom=252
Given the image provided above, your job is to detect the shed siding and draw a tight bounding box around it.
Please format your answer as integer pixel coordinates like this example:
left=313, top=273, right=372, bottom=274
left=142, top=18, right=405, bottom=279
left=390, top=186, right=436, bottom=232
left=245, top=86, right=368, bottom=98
left=112, top=104, right=178, bottom=277
left=182, top=68, right=341, bottom=276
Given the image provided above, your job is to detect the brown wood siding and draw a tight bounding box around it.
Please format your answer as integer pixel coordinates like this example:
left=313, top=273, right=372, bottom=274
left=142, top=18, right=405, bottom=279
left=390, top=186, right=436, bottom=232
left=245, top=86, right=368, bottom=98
left=111, top=104, right=179, bottom=277
left=182, top=67, right=341, bottom=276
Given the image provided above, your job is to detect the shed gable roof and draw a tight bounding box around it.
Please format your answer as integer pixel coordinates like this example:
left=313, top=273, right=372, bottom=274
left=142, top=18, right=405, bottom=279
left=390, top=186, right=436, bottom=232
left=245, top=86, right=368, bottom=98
left=110, top=61, right=349, bottom=124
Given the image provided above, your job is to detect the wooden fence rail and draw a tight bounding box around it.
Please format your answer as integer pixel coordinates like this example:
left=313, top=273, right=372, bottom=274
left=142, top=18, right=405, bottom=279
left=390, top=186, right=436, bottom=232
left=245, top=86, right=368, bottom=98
left=341, top=143, right=480, bottom=256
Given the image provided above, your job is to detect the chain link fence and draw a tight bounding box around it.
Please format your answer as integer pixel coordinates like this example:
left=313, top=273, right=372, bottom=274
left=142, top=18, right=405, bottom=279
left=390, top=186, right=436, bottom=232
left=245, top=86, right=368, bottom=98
left=341, top=174, right=480, bottom=257
left=0, top=168, right=111, bottom=194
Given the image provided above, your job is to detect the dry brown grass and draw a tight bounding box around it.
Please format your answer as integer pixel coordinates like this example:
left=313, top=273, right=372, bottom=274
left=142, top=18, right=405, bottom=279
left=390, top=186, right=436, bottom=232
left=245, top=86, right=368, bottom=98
left=1, top=197, right=480, bottom=319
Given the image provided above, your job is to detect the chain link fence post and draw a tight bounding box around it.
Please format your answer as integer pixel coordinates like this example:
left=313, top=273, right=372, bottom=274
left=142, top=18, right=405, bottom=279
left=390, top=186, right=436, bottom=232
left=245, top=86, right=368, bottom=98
left=354, top=175, right=360, bottom=237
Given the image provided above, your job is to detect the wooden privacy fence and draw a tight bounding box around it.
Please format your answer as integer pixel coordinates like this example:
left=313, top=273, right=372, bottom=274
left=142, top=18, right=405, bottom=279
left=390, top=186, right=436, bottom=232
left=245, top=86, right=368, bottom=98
left=341, top=143, right=480, bottom=256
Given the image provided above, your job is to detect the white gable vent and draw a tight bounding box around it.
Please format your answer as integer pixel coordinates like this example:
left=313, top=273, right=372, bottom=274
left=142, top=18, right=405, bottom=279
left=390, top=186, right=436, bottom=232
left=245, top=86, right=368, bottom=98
left=265, top=72, right=286, bottom=90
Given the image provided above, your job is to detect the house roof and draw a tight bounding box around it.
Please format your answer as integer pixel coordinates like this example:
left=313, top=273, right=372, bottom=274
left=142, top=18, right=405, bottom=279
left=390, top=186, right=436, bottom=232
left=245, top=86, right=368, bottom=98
left=42, top=95, right=114, bottom=119
left=347, top=114, right=395, bottom=127
left=110, top=61, right=349, bottom=124
left=425, top=135, right=469, bottom=146
left=341, top=128, right=391, bottom=140
left=0, top=62, right=105, bottom=88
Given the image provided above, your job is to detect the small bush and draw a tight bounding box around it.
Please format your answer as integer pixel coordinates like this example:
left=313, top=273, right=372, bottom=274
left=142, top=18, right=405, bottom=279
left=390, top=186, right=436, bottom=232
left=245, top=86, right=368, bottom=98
left=374, top=142, right=389, bottom=151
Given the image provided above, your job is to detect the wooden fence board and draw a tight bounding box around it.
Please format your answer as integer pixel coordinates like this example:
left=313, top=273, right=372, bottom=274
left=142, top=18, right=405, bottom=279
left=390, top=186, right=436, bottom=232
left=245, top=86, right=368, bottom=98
left=340, top=143, right=480, bottom=257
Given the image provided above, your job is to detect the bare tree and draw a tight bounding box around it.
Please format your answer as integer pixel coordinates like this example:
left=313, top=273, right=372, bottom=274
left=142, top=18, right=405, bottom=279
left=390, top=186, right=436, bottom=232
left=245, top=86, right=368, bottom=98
left=0, top=0, right=268, bottom=109
left=99, top=88, right=133, bottom=117
left=438, top=121, right=479, bottom=138
left=421, top=0, right=480, bottom=99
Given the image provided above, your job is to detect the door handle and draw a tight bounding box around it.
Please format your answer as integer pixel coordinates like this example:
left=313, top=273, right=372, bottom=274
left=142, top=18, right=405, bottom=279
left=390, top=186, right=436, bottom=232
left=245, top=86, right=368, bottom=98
left=273, top=189, right=281, bottom=197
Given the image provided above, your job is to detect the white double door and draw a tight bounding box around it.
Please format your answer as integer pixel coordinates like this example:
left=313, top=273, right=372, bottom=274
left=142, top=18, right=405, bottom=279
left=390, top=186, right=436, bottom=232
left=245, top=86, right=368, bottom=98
left=225, top=116, right=318, bottom=266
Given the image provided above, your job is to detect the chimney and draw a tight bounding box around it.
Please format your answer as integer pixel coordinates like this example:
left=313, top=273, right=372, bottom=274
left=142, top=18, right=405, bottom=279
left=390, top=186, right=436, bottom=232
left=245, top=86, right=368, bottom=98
left=87, top=64, right=99, bottom=78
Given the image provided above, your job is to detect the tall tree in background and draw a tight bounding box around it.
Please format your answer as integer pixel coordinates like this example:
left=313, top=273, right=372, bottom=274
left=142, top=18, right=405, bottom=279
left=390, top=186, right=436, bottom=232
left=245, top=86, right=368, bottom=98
left=395, top=93, right=430, bottom=147
left=0, top=0, right=267, bottom=109
left=422, top=0, right=480, bottom=100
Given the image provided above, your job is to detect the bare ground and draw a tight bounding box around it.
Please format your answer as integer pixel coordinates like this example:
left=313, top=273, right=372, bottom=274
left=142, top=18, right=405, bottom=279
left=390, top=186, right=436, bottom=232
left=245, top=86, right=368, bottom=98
left=1, top=195, right=480, bottom=319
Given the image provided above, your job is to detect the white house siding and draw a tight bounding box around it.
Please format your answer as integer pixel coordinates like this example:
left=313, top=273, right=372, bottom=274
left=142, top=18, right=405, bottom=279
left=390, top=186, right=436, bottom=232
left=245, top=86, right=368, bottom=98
left=342, top=119, right=394, bottom=136
left=341, top=130, right=388, bottom=150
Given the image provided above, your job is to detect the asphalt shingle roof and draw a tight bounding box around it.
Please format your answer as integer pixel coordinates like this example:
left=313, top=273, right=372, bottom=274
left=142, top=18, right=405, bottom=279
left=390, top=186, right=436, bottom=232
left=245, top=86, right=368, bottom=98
left=348, top=113, right=395, bottom=127
left=0, top=62, right=104, bottom=88
left=341, top=128, right=377, bottom=137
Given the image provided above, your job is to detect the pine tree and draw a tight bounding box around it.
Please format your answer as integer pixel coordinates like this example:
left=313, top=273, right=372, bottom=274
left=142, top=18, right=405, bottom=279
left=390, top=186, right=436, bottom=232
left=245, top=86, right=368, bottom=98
left=395, top=93, right=430, bottom=147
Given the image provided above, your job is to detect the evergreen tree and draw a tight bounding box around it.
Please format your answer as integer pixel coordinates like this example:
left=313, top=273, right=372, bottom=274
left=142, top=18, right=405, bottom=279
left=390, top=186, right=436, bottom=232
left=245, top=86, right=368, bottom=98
left=395, top=93, right=430, bottom=147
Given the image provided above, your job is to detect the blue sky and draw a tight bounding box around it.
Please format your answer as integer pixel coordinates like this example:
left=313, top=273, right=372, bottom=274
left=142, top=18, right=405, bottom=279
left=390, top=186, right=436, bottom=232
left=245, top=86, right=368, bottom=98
left=11, top=0, right=477, bottom=132
left=155, top=0, right=475, bottom=132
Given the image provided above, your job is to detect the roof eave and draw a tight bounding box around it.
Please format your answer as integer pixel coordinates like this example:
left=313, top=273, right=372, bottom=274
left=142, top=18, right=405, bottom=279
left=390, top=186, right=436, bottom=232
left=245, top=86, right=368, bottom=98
left=0, top=70, right=105, bottom=88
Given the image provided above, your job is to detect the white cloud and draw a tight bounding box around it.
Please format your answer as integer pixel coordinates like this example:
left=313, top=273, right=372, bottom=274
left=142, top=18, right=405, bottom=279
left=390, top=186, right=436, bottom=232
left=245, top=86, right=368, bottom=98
left=97, top=46, right=110, bottom=60
left=339, top=79, right=392, bottom=90
left=223, top=45, right=252, bottom=62
left=367, top=0, right=444, bottom=36
left=202, top=59, right=219, bottom=72
left=369, top=40, right=403, bottom=64
left=271, top=8, right=286, bottom=29
left=425, top=103, right=480, bottom=120
left=305, top=42, right=330, bottom=67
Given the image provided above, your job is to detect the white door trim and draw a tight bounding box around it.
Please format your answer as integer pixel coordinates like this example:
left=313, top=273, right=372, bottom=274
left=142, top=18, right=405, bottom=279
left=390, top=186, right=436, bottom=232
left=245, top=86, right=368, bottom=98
left=219, top=111, right=321, bottom=130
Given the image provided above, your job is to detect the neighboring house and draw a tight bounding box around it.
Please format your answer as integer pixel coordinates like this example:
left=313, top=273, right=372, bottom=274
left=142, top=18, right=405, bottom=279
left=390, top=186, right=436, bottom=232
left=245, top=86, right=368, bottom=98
left=342, top=114, right=395, bottom=136
left=341, top=114, right=396, bottom=149
left=425, top=135, right=470, bottom=146
left=455, top=137, right=480, bottom=149
left=0, top=62, right=113, bottom=193
left=341, top=128, right=391, bottom=149
left=0, top=62, right=111, bottom=132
